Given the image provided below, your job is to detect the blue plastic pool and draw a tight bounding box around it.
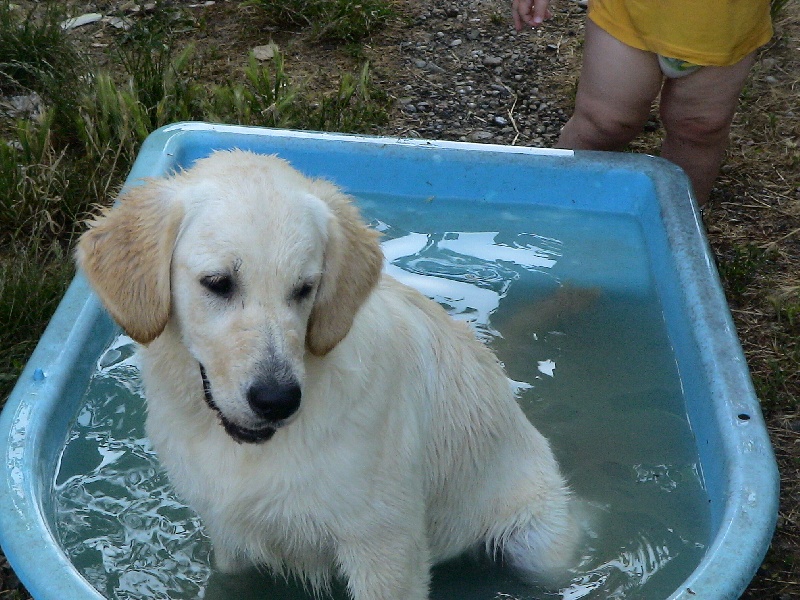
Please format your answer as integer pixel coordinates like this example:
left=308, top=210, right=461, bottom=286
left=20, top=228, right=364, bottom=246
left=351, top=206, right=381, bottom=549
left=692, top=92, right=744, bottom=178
left=0, top=123, right=779, bottom=599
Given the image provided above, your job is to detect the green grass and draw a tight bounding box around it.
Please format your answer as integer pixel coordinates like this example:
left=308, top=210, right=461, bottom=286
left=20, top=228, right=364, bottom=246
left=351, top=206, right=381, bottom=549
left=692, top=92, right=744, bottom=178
left=0, top=0, right=390, bottom=401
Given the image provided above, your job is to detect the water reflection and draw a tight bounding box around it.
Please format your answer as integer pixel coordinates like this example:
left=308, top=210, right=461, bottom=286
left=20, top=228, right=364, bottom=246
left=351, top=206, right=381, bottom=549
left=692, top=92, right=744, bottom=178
left=382, top=229, right=562, bottom=338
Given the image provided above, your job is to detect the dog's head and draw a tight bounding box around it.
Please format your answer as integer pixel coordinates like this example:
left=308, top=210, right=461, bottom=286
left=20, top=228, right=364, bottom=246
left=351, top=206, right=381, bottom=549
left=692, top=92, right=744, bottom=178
left=77, top=150, right=383, bottom=443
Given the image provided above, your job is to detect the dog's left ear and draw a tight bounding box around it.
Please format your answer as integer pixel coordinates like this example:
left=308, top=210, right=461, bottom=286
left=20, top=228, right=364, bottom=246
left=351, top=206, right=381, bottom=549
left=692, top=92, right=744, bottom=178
left=306, top=181, right=383, bottom=356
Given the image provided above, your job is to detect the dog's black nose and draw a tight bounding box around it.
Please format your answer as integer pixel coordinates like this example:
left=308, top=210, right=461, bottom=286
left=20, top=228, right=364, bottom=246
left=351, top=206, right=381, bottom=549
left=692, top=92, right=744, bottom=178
left=247, top=380, right=301, bottom=422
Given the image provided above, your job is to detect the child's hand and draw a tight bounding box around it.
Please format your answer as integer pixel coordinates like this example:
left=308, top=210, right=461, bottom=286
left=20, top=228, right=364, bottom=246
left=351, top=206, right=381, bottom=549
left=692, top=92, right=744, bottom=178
left=512, top=0, right=553, bottom=31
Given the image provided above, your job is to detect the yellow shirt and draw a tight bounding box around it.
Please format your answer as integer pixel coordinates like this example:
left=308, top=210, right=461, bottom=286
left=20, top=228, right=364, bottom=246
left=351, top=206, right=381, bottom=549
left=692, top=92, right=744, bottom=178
left=588, top=0, right=773, bottom=66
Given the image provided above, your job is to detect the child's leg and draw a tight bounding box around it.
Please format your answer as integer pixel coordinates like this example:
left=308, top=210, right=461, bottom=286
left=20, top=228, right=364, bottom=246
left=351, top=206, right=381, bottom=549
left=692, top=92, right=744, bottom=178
left=556, top=20, right=663, bottom=151
left=659, top=53, right=756, bottom=205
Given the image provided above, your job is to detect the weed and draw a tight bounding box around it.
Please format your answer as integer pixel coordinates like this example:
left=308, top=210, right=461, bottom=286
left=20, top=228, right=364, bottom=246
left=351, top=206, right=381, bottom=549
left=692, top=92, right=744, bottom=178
left=205, top=52, right=388, bottom=133
left=251, top=0, right=395, bottom=43
left=309, top=62, right=389, bottom=132
left=113, top=3, right=203, bottom=130
left=242, top=52, right=298, bottom=127
left=716, top=243, right=774, bottom=301
left=489, top=11, right=505, bottom=26
left=771, top=286, right=800, bottom=332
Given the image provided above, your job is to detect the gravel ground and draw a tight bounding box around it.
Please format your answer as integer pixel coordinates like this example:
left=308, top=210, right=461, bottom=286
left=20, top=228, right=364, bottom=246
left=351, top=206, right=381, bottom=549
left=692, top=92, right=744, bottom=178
left=378, top=0, right=589, bottom=147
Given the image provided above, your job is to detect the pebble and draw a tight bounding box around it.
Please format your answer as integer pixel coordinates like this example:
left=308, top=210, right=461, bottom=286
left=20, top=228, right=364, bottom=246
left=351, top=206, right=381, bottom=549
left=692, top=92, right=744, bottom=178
left=388, top=0, right=582, bottom=146
left=0, top=93, right=43, bottom=119
left=467, top=130, right=495, bottom=141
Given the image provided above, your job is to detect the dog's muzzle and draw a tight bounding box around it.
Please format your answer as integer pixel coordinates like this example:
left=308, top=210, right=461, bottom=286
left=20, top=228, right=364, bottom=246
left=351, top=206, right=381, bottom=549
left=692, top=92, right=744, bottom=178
left=199, top=364, right=300, bottom=444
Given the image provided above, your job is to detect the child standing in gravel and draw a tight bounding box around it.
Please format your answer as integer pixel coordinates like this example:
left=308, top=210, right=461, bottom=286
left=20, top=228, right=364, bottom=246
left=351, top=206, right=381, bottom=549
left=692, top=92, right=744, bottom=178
left=511, top=0, right=773, bottom=206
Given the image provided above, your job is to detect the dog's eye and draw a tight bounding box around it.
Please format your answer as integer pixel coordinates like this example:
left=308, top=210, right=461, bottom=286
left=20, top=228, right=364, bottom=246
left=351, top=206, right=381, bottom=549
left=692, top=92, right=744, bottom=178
left=290, top=280, right=316, bottom=303
left=201, top=274, right=235, bottom=298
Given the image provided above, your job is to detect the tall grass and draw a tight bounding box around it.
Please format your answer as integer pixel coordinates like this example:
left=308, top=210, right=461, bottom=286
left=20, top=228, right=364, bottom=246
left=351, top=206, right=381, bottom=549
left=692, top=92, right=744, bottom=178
left=0, top=1, right=85, bottom=145
left=0, top=1, right=80, bottom=96
left=0, top=1, right=390, bottom=400
left=0, top=241, right=73, bottom=388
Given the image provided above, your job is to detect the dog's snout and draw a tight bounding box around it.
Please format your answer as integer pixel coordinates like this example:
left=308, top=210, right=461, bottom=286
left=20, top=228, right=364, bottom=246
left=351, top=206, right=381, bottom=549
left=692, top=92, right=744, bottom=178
left=248, top=380, right=301, bottom=422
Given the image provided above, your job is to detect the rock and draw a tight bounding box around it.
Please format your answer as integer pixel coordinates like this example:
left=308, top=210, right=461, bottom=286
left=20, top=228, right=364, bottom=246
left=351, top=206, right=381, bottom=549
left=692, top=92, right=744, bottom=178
left=252, top=43, right=279, bottom=61
left=0, top=93, right=43, bottom=119
left=482, top=56, right=503, bottom=67
left=467, top=130, right=495, bottom=141
left=105, top=16, right=133, bottom=30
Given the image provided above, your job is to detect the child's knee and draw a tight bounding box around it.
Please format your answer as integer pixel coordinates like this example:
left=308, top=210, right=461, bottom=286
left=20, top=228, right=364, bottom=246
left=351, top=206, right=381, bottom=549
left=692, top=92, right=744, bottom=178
left=568, top=101, right=648, bottom=149
left=661, top=108, right=733, bottom=146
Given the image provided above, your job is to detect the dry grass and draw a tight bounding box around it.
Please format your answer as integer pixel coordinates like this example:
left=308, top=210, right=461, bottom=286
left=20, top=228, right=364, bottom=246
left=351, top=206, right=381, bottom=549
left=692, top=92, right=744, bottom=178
left=712, top=5, right=800, bottom=597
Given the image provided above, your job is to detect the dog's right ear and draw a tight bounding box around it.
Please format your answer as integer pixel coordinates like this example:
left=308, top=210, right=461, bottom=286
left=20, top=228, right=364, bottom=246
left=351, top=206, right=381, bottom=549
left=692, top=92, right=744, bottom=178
left=76, top=182, right=183, bottom=344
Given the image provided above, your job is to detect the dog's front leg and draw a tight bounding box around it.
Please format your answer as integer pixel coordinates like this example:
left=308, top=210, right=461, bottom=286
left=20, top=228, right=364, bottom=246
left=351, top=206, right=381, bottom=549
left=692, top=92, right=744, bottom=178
left=336, top=528, right=431, bottom=600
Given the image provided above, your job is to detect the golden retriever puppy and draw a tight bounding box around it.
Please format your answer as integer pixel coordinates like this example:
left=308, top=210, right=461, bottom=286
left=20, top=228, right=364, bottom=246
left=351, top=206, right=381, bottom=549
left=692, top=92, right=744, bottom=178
left=77, top=150, right=580, bottom=599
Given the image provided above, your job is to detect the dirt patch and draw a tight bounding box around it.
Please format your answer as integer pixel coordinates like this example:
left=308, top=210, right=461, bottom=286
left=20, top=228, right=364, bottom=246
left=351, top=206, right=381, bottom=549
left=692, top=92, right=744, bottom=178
left=2, top=0, right=798, bottom=598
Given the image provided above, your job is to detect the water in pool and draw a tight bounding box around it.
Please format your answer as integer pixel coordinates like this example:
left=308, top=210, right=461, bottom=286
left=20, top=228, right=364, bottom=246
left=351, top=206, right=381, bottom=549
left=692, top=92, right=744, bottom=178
left=54, top=194, right=709, bottom=599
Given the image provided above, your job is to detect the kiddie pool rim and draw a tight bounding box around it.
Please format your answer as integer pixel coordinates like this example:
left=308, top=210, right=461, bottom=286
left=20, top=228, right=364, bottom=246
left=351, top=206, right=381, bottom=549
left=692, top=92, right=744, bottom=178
left=0, top=123, right=779, bottom=600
